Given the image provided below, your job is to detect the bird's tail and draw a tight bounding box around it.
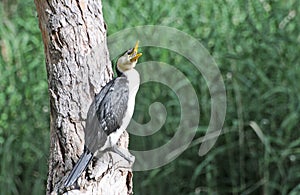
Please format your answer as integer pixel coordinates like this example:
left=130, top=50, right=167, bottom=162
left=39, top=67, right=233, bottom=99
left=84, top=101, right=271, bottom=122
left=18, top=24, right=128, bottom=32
left=64, top=148, right=93, bottom=188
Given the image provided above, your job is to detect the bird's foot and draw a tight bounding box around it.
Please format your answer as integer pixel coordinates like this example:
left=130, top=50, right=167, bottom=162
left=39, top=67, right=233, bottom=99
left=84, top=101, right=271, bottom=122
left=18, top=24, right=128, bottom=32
left=111, top=146, right=135, bottom=165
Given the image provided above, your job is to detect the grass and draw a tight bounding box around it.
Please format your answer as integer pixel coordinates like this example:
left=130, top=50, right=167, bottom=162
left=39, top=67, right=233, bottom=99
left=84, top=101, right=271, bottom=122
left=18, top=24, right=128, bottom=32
left=0, top=0, right=299, bottom=194
left=0, top=1, right=49, bottom=194
left=103, top=0, right=300, bottom=194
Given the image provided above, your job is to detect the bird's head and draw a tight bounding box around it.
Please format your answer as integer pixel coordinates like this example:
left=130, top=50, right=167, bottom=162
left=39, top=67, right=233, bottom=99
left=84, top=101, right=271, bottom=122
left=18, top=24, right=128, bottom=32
left=116, top=41, right=142, bottom=73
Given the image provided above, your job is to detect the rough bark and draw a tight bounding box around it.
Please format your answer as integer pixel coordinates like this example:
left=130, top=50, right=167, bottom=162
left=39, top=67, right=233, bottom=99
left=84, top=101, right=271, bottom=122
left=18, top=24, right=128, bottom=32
left=34, top=0, right=133, bottom=194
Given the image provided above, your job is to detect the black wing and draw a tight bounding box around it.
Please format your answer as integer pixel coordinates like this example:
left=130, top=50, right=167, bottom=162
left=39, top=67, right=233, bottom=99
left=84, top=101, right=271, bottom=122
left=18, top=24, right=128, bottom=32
left=95, top=77, right=129, bottom=135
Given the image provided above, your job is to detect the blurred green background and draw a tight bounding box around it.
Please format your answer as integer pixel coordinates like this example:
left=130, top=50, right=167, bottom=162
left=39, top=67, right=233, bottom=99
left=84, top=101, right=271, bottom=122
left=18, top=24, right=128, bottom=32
left=0, top=0, right=299, bottom=194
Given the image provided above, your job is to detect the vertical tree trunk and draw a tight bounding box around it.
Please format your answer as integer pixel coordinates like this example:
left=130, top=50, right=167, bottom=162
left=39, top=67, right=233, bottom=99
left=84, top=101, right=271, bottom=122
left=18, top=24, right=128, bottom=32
left=34, top=0, right=133, bottom=194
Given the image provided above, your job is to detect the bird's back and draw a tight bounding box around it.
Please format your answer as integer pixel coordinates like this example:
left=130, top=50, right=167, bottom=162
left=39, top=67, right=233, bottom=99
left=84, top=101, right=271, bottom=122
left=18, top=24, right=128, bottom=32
left=84, top=77, right=129, bottom=153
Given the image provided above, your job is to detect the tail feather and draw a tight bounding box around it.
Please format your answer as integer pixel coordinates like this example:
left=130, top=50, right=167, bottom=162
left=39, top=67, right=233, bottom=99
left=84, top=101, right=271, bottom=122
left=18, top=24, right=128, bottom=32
left=64, top=149, right=93, bottom=188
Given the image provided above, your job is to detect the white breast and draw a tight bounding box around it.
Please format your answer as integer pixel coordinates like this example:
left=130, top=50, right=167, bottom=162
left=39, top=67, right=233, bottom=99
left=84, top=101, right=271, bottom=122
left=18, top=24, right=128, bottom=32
left=121, top=69, right=140, bottom=129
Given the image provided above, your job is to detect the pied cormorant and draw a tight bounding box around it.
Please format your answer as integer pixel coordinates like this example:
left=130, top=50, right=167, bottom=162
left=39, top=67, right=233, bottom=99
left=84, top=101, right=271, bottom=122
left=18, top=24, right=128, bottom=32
left=63, top=41, right=142, bottom=188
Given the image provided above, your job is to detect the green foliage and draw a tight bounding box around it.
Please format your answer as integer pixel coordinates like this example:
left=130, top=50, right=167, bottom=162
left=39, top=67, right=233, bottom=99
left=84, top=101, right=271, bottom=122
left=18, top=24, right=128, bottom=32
left=1, top=0, right=299, bottom=194
left=103, top=0, right=300, bottom=194
left=0, top=1, right=49, bottom=195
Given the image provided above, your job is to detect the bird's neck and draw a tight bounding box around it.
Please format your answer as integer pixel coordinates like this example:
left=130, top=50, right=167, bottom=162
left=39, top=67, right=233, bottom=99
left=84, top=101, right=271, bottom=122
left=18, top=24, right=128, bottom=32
left=116, top=62, right=137, bottom=77
left=116, top=65, right=123, bottom=77
left=122, top=69, right=140, bottom=93
left=116, top=63, right=130, bottom=77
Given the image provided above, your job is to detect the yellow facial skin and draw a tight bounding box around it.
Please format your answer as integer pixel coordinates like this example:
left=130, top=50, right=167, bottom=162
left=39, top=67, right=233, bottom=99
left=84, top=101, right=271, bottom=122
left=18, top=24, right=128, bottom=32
left=129, top=41, right=142, bottom=62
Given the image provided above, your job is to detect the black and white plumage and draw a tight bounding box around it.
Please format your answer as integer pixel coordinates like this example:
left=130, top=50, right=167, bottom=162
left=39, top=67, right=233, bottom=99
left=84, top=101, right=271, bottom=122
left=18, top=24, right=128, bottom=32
left=63, top=41, right=142, bottom=188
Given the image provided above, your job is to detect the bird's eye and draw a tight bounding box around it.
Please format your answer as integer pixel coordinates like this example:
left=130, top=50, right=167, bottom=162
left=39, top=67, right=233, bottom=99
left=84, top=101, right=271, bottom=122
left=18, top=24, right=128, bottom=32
left=127, top=48, right=133, bottom=55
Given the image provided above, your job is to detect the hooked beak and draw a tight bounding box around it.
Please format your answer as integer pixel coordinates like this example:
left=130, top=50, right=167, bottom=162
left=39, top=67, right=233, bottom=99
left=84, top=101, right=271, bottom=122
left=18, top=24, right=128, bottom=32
left=129, top=41, right=142, bottom=62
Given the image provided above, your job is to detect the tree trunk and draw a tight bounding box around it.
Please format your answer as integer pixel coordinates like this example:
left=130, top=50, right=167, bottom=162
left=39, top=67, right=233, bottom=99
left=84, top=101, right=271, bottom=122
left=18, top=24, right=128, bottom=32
left=34, top=0, right=133, bottom=194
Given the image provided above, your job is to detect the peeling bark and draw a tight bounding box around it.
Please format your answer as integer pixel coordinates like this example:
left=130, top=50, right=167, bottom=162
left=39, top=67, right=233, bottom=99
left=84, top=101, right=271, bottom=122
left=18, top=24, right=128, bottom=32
left=34, top=0, right=133, bottom=194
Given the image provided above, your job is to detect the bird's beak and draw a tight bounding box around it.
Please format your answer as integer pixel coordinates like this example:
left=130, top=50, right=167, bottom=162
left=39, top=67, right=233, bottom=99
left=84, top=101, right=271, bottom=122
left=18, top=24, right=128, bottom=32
left=130, top=41, right=142, bottom=62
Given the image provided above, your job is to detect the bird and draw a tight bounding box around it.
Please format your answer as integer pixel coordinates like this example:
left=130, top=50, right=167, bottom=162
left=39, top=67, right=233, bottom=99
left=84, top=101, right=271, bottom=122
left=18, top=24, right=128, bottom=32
left=63, top=41, right=142, bottom=188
